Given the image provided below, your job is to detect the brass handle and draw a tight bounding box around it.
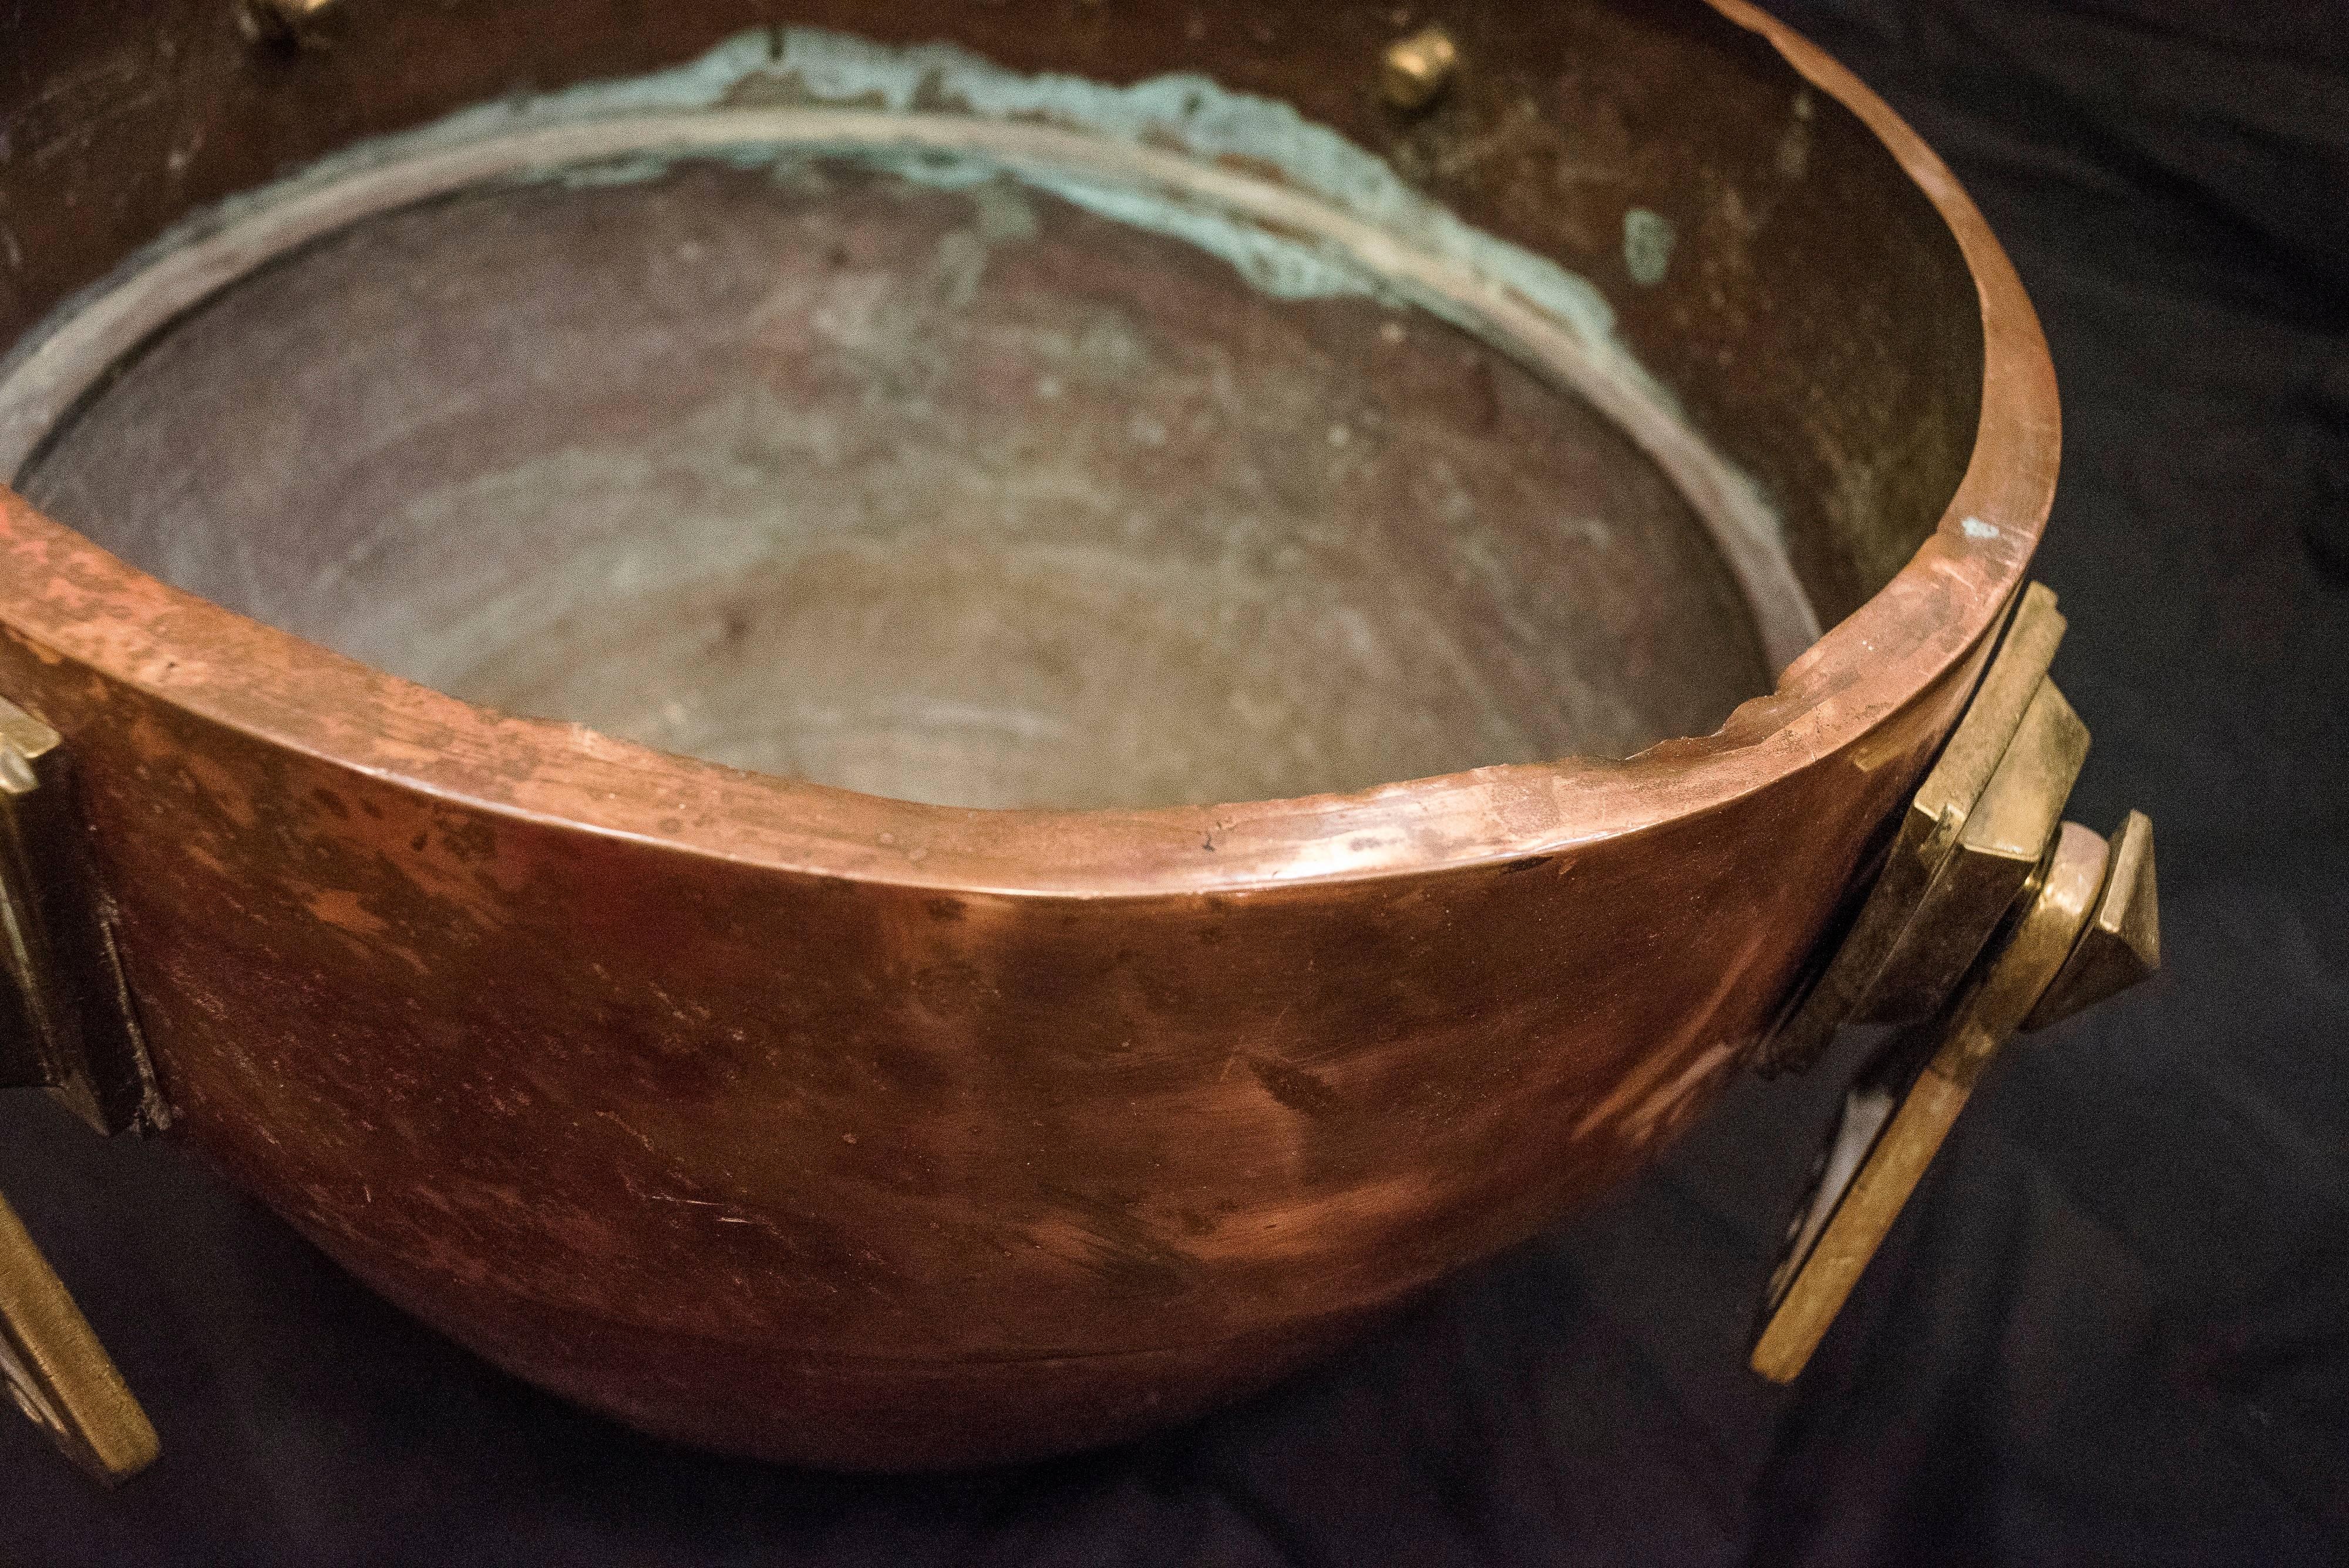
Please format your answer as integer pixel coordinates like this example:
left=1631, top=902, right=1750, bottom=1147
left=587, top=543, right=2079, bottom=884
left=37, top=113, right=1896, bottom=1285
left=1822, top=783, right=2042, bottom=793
left=0, top=1188, right=156, bottom=1483
left=1752, top=583, right=2159, bottom=1382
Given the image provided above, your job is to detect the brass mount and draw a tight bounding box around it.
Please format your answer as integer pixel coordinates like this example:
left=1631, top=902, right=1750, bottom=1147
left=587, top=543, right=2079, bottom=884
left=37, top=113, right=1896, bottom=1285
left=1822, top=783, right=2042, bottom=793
left=0, top=698, right=161, bottom=1483
left=1751, top=583, right=2159, bottom=1382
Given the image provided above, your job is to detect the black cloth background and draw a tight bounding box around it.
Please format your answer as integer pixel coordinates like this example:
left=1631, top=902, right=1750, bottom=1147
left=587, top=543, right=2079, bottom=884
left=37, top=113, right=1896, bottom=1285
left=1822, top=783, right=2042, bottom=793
left=4, top=2, right=2344, bottom=1561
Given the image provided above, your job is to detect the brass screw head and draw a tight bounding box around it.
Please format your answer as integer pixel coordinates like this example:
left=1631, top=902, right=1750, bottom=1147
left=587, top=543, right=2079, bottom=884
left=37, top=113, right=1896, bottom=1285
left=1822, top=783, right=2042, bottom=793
left=238, top=0, right=336, bottom=47
left=1381, top=26, right=1459, bottom=113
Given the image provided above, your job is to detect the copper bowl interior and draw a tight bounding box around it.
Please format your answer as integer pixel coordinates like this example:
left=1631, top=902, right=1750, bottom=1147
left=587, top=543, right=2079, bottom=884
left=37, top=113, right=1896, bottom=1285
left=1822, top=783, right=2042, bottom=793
left=5, top=11, right=1984, bottom=814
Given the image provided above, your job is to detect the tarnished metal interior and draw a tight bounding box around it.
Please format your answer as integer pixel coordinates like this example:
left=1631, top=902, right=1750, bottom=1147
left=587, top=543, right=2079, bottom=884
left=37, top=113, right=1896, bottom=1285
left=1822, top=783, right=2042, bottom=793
left=0, top=0, right=1983, bottom=812
left=20, top=157, right=1777, bottom=809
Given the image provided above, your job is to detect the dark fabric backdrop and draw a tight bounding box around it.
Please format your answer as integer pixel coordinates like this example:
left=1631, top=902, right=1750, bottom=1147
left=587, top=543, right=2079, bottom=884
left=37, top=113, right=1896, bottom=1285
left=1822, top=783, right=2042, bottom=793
left=4, top=1, right=2344, bottom=1562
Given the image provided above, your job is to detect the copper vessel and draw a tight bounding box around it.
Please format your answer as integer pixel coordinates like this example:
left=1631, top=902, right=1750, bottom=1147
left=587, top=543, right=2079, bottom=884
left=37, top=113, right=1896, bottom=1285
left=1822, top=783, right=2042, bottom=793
left=0, top=0, right=2100, bottom=1473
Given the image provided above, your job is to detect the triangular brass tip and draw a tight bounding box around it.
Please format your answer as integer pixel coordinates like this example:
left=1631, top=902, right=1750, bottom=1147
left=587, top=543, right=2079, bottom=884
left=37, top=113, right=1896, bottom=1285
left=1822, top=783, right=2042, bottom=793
left=2023, top=809, right=2158, bottom=1031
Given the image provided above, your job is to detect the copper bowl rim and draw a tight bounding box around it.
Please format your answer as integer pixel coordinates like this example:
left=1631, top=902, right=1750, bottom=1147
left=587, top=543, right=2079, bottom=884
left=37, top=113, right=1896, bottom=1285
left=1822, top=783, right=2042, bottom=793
left=0, top=0, right=2056, bottom=900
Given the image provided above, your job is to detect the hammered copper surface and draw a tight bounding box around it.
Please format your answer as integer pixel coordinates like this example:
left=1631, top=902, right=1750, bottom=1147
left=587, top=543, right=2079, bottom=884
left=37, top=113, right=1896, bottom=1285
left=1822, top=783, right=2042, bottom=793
left=0, top=0, right=2057, bottom=1467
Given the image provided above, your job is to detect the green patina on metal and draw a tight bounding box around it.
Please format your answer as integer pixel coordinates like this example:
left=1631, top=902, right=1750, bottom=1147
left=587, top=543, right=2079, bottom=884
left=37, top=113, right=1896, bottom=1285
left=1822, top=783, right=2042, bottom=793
left=1, top=26, right=1816, bottom=664
left=1623, top=208, right=1676, bottom=287
left=21, top=28, right=1630, bottom=410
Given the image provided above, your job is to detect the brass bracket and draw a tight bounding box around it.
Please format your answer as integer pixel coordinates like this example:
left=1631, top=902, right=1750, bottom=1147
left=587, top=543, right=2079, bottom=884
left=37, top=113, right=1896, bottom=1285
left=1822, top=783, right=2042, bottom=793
left=1750, top=583, right=2159, bottom=1382
left=0, top=698, right=164, bottom=1136
left=0, top=697, right=162, bottom=1481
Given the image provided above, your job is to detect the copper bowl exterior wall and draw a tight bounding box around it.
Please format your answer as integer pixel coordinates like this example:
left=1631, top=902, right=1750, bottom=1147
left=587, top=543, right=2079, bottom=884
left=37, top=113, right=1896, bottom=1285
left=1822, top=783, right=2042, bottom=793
left=0, top=1, right=2056, bottom=1466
